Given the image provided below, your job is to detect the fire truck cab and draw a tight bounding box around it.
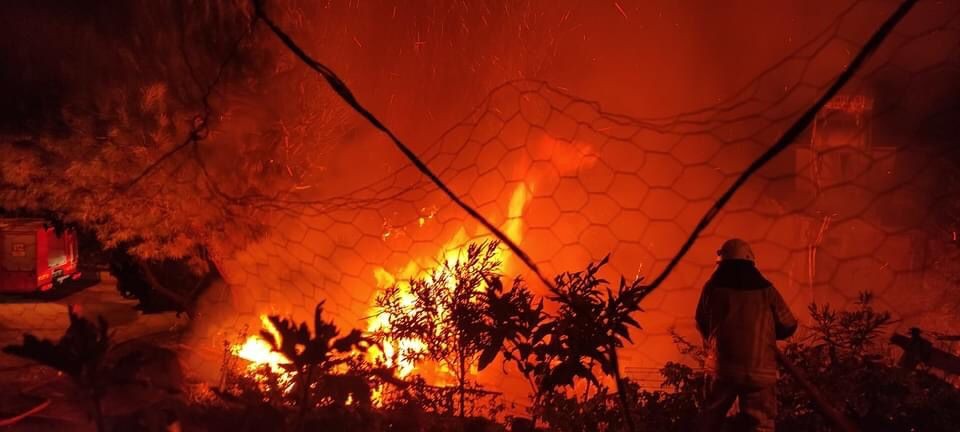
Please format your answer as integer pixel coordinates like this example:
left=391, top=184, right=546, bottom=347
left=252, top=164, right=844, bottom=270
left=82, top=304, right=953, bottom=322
left=0, top=218, right=81, bottom=293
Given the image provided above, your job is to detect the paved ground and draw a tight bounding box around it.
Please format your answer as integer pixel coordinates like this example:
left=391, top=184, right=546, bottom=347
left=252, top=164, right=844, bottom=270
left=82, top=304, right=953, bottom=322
left=0, top=274, right=186, bottom=354
left=0, top=274, right=188, bottom=429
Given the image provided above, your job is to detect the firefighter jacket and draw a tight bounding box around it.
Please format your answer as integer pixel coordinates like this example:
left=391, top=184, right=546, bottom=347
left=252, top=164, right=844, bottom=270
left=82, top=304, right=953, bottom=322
left=696, top=259, right=797, bottom=386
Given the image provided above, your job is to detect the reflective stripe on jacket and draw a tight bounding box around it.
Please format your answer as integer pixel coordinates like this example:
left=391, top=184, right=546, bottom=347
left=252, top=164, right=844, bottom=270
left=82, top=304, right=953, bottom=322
left=696, top=259, right=797, bottom=386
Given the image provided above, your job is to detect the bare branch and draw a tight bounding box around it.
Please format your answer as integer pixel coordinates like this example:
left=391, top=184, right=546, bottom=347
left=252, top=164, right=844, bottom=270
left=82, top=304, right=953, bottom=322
left=119, top=10, right=255, bottom=193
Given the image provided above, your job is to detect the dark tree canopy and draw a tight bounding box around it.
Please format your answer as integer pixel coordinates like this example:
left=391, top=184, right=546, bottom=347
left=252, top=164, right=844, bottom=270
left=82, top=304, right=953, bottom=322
left=0, top=0, right=346, bottom=264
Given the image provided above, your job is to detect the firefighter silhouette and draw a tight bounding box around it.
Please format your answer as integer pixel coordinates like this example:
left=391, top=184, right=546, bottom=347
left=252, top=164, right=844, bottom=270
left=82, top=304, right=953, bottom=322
left=695, top=239, right=798, bottom=432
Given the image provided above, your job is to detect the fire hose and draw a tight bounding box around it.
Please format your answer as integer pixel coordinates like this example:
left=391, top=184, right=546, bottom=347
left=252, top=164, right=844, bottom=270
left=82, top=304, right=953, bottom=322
left=773, top=347, right=859, bottom=432
left=0, top=398, right=50, bottom=427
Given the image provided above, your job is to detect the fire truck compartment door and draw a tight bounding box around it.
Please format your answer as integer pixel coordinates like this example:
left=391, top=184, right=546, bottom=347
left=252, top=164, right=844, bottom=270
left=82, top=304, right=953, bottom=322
left=2, top=233, right=36, bottom=271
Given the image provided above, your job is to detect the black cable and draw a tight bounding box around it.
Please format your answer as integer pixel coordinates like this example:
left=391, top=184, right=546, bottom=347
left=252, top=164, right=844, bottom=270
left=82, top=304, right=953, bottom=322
left=251, top=0, right=555, bottom=289
left=642, top=0, right=918, bottom=294
left=251, top=0, right=916, bottom=298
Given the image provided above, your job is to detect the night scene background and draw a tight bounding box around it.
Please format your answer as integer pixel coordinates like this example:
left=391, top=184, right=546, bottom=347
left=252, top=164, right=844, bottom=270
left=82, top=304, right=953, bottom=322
left=0, top=0, right=958, bottom=431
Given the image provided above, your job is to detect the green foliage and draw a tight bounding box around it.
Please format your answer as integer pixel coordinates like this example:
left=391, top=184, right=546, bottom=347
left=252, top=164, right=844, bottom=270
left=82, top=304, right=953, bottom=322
left=535, top=385, right=621, bottom=432
left=215, top=298, right=509, bottom=431
left=475, top=274, right=544, bottom=383
left=477, top=256, right=649, bottom=392
left=109, top=250, right=217, bottom=315
left=531, top=333, right=705, bottom=432
left=376, top=242, right=649, bottom=426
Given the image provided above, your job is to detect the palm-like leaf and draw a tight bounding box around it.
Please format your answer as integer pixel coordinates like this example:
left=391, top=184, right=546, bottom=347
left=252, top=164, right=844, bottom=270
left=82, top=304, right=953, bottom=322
left=260, top=301, right=372, bottom=374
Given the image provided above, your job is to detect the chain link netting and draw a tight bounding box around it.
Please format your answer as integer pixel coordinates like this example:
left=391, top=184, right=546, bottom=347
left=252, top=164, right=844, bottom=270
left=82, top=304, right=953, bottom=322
left=187, top=0, right=960, bottom=397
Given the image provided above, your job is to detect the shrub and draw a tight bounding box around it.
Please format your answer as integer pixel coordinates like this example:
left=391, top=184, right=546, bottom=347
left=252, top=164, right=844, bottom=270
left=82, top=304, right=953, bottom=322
left=375, top=241, right=501, bottom=418
left=218, top=301, right=400, bottom=431
left=777, top=292, right=960, bottom=431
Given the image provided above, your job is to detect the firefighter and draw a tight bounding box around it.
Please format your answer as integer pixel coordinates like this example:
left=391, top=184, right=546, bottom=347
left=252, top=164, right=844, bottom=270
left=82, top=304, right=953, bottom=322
left=695, top=238, right=797, bottom=432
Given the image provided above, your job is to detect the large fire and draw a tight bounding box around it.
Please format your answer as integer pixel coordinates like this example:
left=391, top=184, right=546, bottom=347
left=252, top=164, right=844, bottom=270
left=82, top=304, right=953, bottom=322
left=366, top=182, right=531, bottom=380
left=227, top=183, right=529, bottom=389
left=227, top=135, right=591, bottom=389
left=223, top=133, right=597, bottom=406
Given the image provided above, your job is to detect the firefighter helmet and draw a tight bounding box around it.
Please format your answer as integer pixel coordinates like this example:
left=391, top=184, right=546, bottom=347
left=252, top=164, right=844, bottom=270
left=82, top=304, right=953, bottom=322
left=717, top=238, right=755, bottom=262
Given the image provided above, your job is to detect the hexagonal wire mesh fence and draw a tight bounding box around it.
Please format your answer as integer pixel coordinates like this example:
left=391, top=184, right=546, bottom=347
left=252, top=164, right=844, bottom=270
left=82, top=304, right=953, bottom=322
left=186, top=0, right=960, bottom=405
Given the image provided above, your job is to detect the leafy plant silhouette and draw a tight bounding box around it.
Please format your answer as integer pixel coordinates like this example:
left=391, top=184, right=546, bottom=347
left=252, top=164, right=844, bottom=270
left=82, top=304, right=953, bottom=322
left=372, top=244, right=680, bottom=431
left=476, top=275, right=544, bottom=384
left=472, top=273, right=546, bottom=428
left=375, top=241, right=500, bottom=418
left=475, top=256, right=649, bottom=431
left=546, top=292, right=960, bottom=432
left=805, top=291, right=892, bottom=365
left=776, top=292, right=909, bottom=431
left=535, top=370, right=703, bottom=432
left=538, top=256, right=649, bottom=432
left=259, top=301, right=376, bottom=429
left=3, top=306, right=111, bottom=432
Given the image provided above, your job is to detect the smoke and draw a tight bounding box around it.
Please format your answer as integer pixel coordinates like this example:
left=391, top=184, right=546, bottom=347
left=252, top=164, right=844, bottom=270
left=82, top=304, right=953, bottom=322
left=0, top=1, right=255, bottom=133
left=5, top=0, right=955, bottom=196
left=3, top=0, right=960, bottom=401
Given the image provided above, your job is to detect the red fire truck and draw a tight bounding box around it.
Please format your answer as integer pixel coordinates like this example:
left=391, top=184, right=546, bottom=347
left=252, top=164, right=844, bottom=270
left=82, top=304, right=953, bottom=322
left=0, top=218, right=81, bottom=293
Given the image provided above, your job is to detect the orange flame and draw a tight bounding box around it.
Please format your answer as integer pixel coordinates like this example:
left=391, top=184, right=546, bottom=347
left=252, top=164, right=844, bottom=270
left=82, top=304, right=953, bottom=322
left=368, top=183, right=530, bottom=380
left=233, top=315, right=295, bottom=390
